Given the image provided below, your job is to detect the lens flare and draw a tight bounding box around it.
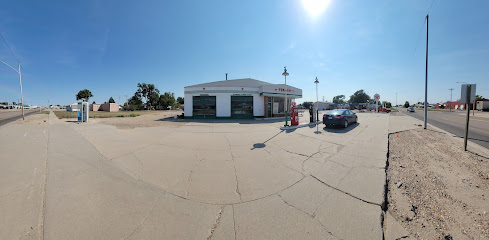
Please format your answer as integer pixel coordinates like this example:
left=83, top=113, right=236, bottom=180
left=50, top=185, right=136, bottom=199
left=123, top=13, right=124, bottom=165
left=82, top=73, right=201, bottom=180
left=301, top=0, right=331, bottom=17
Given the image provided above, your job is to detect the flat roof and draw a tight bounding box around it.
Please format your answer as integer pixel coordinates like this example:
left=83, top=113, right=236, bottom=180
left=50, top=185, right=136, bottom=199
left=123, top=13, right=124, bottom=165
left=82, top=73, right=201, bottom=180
left=185, top=78, right=273, bottom=88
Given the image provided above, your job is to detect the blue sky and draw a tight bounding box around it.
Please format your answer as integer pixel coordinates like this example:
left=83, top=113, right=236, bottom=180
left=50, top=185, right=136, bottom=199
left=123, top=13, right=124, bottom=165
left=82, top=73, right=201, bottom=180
left=1, top=0, right=488, bottom=106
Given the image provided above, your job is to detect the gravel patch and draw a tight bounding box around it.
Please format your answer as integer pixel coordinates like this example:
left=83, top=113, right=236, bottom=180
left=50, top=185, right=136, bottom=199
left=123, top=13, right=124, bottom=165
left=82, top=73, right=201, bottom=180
left=387, top=128, right=489, bottom=239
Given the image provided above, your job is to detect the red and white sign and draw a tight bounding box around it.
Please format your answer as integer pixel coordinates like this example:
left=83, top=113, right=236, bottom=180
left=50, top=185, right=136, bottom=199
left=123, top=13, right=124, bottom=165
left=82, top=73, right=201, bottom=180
left=374, top=94, right=380, bottom=100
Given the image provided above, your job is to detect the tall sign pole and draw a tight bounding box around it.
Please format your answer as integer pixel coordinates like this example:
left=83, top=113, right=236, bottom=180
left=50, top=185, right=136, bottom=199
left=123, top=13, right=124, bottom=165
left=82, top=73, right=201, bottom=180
left=424, top=14, right=429, bottom=130
left=464, top=85, right=471, bottom=151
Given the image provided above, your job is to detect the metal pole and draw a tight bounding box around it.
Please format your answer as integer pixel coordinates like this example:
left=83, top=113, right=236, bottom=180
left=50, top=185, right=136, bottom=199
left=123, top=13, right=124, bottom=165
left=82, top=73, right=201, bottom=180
left=464, top=85, right=471, bottom=151
left=285, top=74, right=288, bottom=126
left=316, top=81, right=318, bottom=131
left=282, top=67, right=289, bottom=127
left=19, top=63, right=24, bottom=120
left=473, top=99, right=475, bottom=116
left=424, top=14, right=429, bottom=129
left=449, top=88, right=453, bottom=112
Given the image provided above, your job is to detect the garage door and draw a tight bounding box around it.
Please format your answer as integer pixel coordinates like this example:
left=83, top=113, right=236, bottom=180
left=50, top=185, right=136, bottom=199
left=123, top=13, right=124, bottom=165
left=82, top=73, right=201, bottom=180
left=231, top=96, right=253, bottom=119
left=193, top=96, right=216, bottom=119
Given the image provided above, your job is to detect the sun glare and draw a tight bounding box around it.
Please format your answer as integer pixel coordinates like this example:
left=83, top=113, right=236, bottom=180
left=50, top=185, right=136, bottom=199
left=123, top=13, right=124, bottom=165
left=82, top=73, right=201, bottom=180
left=301, top=0, right=331, bottom=17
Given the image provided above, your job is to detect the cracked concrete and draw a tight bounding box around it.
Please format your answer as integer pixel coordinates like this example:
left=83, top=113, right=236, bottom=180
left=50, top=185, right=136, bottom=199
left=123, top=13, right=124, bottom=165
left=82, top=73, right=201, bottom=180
left=1, top=111, right=394, bottom=239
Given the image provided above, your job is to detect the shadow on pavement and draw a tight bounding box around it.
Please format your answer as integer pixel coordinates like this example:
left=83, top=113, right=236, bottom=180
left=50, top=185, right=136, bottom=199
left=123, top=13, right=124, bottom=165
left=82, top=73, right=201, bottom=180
left=468, top=151, right=489, bottom=160
left=453, top=136, right=489, bottom=143
left=322, top=123, right=360, bottom=133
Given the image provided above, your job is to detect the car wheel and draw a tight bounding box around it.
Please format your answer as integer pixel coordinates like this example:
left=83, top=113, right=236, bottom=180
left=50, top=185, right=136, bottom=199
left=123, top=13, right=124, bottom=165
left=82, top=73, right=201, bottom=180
left=343, top=120, right=349, bottom=128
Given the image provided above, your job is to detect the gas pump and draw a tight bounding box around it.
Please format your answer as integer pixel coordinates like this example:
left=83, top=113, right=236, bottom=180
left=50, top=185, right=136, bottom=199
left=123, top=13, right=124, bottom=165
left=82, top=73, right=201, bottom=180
left=290, top=102, right=299, bottom=126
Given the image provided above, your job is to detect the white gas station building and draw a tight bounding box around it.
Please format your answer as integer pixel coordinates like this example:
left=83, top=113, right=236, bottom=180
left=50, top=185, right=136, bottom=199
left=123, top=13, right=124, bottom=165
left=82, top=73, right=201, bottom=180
left=184, top=78, right=302, bottom=119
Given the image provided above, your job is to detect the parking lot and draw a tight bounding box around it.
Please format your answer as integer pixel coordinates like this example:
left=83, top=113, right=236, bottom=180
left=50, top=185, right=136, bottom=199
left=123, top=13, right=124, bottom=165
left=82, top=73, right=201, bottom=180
left=1, top=110, right=389, bottom=239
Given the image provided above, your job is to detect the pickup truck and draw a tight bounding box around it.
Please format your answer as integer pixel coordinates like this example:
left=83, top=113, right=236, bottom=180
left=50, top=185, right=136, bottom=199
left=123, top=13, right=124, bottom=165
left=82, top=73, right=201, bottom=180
left=378, top=108, right=391, bottom=113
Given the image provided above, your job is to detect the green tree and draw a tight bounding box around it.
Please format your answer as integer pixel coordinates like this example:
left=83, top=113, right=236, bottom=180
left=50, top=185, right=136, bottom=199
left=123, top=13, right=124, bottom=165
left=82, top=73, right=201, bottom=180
left=348, top=90, right=370, bottom=103
left=159, top=92, right=176, bottom=109
left=332, top=95, right=346, bottom=104
left=136, top=83, right=160, bottom=110
left=384, top=101, right=392, bottom=108
left=302, top=101, right=313, bottom=109
left=177, top=96, right=184, bottom=104
left=76, top=89, right=93, bottom=102
left=476, top=94, right=484, bottom=100
left=108, top=97, right=115, bottom=103
left=92, top=101, right=96, bottom=104
left=128, top=94, right=143, bottom=110
left=404, top=101, right=410, bottom=108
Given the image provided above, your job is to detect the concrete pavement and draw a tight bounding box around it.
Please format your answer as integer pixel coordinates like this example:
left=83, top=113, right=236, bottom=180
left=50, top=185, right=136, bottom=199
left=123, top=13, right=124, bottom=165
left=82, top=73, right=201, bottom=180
left=1, top=110, right=395, bottom=239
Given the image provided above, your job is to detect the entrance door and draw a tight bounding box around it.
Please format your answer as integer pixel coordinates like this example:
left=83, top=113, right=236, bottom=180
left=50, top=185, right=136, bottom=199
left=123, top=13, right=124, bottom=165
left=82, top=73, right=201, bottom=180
left=231, top=96, right=253, bottom=119
left=192, top=96, right=216, bottom=119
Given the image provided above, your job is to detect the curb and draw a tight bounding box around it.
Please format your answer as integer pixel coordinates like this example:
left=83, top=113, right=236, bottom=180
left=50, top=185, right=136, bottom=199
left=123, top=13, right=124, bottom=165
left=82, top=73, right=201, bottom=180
left=280, top=121, right=323, bottom=130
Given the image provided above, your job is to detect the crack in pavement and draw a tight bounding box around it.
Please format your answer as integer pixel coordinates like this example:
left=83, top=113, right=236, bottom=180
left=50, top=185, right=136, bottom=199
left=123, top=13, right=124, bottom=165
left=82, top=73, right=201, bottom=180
left=277, top=194, right=342, bottom=240
left=232, top=205, right=237, bottom=240
left=38, top=114, right=50, bottom=240
left=263, top=147, right=305, bottom=177
left=207, top=205, right=224, bottom=240
left=0, top=184, right=31, bottom=198
left=124, top=192, right=163, bottom=240
left=224, top=135, right=242, bottom=202
left=310, top=175, right=381, bottom=207
left=185, top=154, right=202, bottom=199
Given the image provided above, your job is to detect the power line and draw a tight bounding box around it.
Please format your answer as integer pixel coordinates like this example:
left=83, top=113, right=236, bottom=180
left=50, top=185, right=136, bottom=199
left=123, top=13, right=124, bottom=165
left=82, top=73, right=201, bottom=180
left=0, top=32, right=19, bottom=62
left=427, top=0, right=437, bottom=14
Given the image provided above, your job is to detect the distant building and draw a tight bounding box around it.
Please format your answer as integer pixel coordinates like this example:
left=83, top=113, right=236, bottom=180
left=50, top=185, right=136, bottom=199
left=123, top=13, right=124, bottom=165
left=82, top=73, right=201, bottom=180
left=443, top=101, right=466, bottom=110
left=67, top=103, right=80, bottom=112
left=90, top=104, right=101, bottom=111
left=476, top=99, right=489, bottom=111
left=312, top=102, right=333, bottom=110
left=89, top=103, right=119, bottom=112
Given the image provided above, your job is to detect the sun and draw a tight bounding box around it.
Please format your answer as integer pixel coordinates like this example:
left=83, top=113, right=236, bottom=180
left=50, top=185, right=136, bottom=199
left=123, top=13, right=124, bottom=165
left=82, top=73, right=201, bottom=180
left=301, top=0, right=331, bottom=17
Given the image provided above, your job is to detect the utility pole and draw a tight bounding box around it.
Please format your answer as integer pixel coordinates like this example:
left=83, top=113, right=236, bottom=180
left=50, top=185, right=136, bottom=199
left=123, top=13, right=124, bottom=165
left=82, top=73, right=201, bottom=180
left=424, top=14, right=429, bottom=130
left=1, top=60, right=24, bottom=120
left=449, top=88, right=454, bottom=112
left=396, top=93, right=397, bottom=107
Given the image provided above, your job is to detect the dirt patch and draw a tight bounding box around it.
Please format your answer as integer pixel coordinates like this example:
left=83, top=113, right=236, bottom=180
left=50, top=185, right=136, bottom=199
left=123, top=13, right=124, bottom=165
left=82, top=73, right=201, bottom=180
left=12, top=112, right=49, bottom=125
left=95, top=110, right=186, bottom=129
left=387, top=129, right=489, bottom=239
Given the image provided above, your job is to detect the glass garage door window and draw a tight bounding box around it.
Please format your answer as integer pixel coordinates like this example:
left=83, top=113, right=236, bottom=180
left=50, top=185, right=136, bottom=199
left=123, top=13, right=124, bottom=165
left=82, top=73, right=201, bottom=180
left=193, top=96, right=216, bottom=118
left=231, top=96, right=253, bottom=119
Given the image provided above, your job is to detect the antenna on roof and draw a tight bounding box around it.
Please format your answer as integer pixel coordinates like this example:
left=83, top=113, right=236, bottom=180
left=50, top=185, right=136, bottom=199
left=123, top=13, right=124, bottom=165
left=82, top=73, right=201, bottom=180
left=225, top=73, right=228, bottom=80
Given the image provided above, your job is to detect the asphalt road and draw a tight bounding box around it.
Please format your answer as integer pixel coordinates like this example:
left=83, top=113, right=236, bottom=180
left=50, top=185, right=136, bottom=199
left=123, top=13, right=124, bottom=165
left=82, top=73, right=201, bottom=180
left=402, top=108, right=489, bottom=149
left=0, top=109, right=39, bottom=126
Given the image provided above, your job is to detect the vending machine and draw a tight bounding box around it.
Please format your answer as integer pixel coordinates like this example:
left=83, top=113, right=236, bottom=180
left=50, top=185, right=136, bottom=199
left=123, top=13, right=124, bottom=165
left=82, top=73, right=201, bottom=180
left=290, top=102, right=299, bottom=126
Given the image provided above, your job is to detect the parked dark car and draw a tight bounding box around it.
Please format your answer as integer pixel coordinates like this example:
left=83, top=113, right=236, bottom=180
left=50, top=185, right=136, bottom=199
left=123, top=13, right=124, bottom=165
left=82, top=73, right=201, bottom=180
left=323, top=109, right=358, bottom=128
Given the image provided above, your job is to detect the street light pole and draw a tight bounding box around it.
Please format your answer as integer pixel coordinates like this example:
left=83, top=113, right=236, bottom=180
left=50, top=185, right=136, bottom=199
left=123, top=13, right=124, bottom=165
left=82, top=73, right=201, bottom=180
left=0, top=60, right=24, bottom=120
left=314, top=77, right=319, bottom=133
left=282, top=67, right=289, bottom=127
left=424, top=14, right=429, bottom=130
left=18, top=62, right=24, bottom=120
